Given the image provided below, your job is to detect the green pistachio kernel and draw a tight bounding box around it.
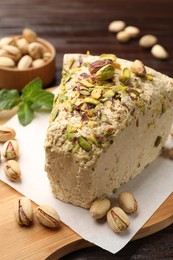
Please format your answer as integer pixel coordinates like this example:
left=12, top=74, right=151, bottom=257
left=79, top=90, right=90, bottom=96
left=91, top=89, right=102, bottom=99
left=100, top=97, right=108, bottom=102
left=104, top=100, right=112, bottom=107
left=67, top=124, right=77, bottom=133
left=72, top=143, right=80, bottom=153
left=58, top=94, right=68, bottom=102
left=87, top=134, right=98, bottom=145
left=146, top=74, right=154, bottom=81
left=50, top=107, right=59, bottom=122
left=95, top=64, right=115, bottom=81
left=103, top=89, right=115, bottom=98
left=65, top=101, right=73, bottom=112
left=62, top=71, right=72, bottom=84
left=78, top=136, right=92, bottom=152
left=112, top=85, right=128, bottom=92
left=84, top=97, right=100, bottom=105
left=136, top=100, right=145, bottom=113
left=80, top=79, right=94, bottom=87
left=112, top=188, right=117, bottom=193
left=123, top=68, right=131, bottom=78
left=99, top=54, right=117, bottom=62
left=66, top=132, right=76, bottom=140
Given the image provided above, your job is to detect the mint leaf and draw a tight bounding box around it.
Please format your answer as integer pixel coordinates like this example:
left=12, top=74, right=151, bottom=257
left=0, top=77, right=54, bottom=126
left=0, top=89, right=20, bottom=110
left=21, top=78, right=42, bottom=101
left=30, top=90, right=54, bottom=111
left=17, top=101, right=34, bottom=126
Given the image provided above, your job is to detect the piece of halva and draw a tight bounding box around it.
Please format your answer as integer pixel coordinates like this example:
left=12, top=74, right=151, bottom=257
left=45, top=53, right=173, bottom=209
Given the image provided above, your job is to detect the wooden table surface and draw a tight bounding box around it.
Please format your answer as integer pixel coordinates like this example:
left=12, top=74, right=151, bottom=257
left=1, top=0, right=173, bottom=259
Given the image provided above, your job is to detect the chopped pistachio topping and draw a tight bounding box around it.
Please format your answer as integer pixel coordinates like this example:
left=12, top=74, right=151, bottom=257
left=91, top=89, right=102, bottom=99
left=99, top=54, right=117, bottom=62
left=78, top=136, right=92, bottom=151
left=84, top=97, right=100, bottom=105
left=66, top=132, right=76, bottom=140
left=50, top=107, right=59, bottom=122
left=123, top=68, right=131, bottom=78
left=50, top=54, right=156, bottom=154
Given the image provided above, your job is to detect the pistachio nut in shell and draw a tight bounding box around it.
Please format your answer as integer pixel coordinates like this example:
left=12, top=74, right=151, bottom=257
left=23, top=28, right=37, bottom=43
left=14, top=197, right=33, bottom=226
left=36, top=204, right=60, bottom=228
left=2, top=45, right=22, bottom=62
left=16, top=38, right=29, bottom=55
left=139, top=34, right=158, bottom=49
left=95, top=64, right=115, bottom=81
left=43, top=52, right=51, bottom=62
left=17, top=55, right=33, bottom=70
left=116, top=31, right=130, bottom=43
left=108, top=20, right=126, bottom=33
left=0, top=37, right=13, bottom=47
left=90, top=198, right=111, bottom=219
left=32, top=58, right=45, bottom=68
left=107, top=207, right=130, bottom=233
left=4, top=160, right=21, bottom=182
left=2, top=139, right=19, bottom=160
left=118, top=192, right=138, bottom=214
left=124, top=26, right=140, bottom=38
left=0, top=57, right=15, bottom=68
left=0, top=125, right=16, bottom=143
left=131, top=59, right=146, bottom=77
left=151, top=44, right=169, bottom=60
left=88, top=59, right=113, bottom=74
left=28, top=42, right=44, bottom=59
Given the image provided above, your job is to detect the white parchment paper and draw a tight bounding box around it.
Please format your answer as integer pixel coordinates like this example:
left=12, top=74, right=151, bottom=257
left=0, top=111, right=173, bottom=254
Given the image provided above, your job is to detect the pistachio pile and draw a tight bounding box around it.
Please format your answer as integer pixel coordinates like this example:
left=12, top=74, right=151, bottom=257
left=108, top=20, right=169, bottom=60
left=0, top=125, right=21, bottom=182
left=0, top=28, right=52, bottom=69
left=89, top=191, right=138, bottom=233
left=14, top=196, right=61, bottom=228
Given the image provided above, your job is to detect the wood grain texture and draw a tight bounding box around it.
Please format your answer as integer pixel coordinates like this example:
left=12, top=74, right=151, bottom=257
left=1, top=0, right=173, bottom=259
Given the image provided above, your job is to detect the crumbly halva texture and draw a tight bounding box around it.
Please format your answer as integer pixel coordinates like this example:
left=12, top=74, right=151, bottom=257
left=45, top=53, right=173, bottom=208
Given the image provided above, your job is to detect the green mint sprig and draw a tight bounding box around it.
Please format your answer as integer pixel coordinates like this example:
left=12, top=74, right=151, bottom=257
left=0, top=78, right=54, bottom=126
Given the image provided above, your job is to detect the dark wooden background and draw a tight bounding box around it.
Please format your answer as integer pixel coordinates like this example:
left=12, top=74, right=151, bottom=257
left=1, top=0, right=173, bottom=259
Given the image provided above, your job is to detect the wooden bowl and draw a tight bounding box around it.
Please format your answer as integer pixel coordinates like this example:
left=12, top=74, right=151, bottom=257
left=0, top=37, right=56, bottom=91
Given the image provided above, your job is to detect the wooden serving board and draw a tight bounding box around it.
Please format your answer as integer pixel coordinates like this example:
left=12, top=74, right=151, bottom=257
left=1, top=109, right=173, bottom=259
